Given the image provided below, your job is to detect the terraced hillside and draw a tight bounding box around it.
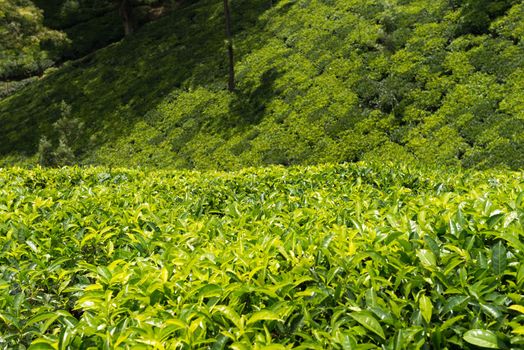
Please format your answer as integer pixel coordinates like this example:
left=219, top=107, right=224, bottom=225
left=1, top=0, right=523, bottom=169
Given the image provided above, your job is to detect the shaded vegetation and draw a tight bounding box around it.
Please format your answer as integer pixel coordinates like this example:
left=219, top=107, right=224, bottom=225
left=0, top=0, right=523, bottom=170
left=0, top=0, right=68, bottom=80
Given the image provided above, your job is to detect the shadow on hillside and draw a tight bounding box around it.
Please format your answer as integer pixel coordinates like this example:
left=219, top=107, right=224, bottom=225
left=0, top=0, right=291, bottom=158
left=228, top=67, right=282, bottom=127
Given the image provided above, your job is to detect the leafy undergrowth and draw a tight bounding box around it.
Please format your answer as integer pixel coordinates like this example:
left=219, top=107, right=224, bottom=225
left=1, top=163, right=524, bottom=349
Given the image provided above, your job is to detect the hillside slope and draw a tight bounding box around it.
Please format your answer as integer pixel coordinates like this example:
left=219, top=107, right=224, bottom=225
left=1, top=0, right=523, bottom=169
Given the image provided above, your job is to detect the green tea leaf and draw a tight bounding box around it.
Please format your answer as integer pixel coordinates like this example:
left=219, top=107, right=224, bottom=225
left=441, top=315, right=465, bottom=331
left=28, top=340, right=56, bottom=350
left=350, top=311, right=385, bottom=339
left=96, top=266, right=112, bottom=282
left=211, top=334, right=229, bottom=350
left=443, top=295, right=469, bottom=315
left=487, top=213, right=504, bottom=229
left=480, top=303, right=502, bottom=320
left=509, top=305, right=524, bottom=314
left=198, top=284, right=223, bottom=299
left=214, top=305, right=243, bottom=330
left=463, top=329, right=500, bottom=349
left=230, top=342, right=250, bottom=350
left=496, top=230, right=524, bottom=252
left=26, top=240, right=39, bottom=254
left=423, top=235, right=440, bottom=259
left=26, top=313, right=59, bottom=327
left=419, top=295, right=433, bottom=324
left=27, top=345, right=56, bottom=350
left=417, top=249, right=436, bottom=267
left=492, top=241, right=507, bottom=276
left=247, top=310, right=282, bottom=325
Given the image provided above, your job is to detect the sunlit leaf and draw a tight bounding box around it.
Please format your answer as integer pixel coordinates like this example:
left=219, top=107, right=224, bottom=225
left=417, top=249, right=436, bottom=267
left=350, top=312, right=385, bottom=339
left=463, top=329, right=500, bottom=349
left=419, top=295, right=433, bottom=324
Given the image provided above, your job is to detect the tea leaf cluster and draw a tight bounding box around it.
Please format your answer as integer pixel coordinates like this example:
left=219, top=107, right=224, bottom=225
left=1, top=163, right=523, bottom=348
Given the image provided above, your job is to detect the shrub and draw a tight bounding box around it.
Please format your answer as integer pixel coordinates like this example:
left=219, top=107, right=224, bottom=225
left=37, top=101, right=85, bottom=166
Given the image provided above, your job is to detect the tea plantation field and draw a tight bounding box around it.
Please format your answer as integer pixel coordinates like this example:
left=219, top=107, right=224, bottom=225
left=1, top=163, right=524, bottom=349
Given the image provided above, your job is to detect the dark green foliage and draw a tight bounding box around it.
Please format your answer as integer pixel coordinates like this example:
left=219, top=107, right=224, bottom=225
left=0, top=0, right=68, bottom=80
left=0, top=0, right=173, bottom=85
left=52, top=139, right=75, bottom=165
left=37, top=101, right=85, bottom=166
left=37, top=136, right=54, bottom=166
left=31, top=0, right=176, bottom=58
left=0, top=77, right=37, bottom=98
left=1, top=0, right=523, bottom=170
left=458, top=0, right=517, bottom=34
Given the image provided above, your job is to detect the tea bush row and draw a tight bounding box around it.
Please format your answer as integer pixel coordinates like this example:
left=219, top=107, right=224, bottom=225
left=1, top=163, right=524, bottom=348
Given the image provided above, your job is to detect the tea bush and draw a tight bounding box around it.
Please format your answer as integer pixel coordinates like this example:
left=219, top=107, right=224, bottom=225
left=1, top=0, right=523, bottom=170
left=1, top=162, right=523, bottom=349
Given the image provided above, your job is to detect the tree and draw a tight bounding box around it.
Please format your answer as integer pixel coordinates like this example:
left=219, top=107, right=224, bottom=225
left=117, top=0, right=134, bottom=35
left=115, top=0, right=177, bottom=36
left=223, top=0, right=235, bottom=91
left=0, top=0, right=68, bottom=80
left=37, top=101, right=84, bottom=167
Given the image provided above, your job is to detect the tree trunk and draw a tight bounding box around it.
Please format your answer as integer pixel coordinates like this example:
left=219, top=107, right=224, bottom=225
left=119, top=0, right=134, bottom=35
left=223, top=0, right=235, bottom=91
